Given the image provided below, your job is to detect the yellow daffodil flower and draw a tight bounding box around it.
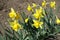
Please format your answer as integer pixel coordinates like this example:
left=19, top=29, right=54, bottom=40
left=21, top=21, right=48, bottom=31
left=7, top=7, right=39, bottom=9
left=56, top=17, right=60, bottom=24
left=27, top=4, right=32, bottom=11
left=12, top=23, right=20, bottom=31
left=50, top=1, right=56, bottom=9
left=33, top=20, right=43, bottom=29
left=33, top=20, right=40, bottom=28
left=9, top=8, right=17, bottom=19
left=10, top=20, right=22, bottom=31
left=32, top=3, right=37, bottom=7
left=25, top=18, right=29, bottom=23
left=33, top=7, right=43, bottom=19
left=42, top=0, right=46, bottom=7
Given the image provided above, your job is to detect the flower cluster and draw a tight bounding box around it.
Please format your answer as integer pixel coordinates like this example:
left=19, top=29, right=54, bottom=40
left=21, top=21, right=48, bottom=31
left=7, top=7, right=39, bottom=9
left=7, top=0, right=60, bottom=40
left=8, top=8, right=22, bottom=31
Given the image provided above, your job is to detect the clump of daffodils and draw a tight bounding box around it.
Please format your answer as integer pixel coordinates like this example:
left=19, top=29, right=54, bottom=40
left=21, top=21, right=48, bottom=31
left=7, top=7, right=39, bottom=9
left=8, top=0, right=57, bottom=33
left=8, top=8, right=22, bottom=31
left=7, top=0, right=60, bottom=40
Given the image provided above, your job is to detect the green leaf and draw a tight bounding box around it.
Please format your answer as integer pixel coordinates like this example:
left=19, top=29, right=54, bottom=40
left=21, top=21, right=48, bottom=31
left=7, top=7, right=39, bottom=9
left=0, top=36, right=3, bottom=40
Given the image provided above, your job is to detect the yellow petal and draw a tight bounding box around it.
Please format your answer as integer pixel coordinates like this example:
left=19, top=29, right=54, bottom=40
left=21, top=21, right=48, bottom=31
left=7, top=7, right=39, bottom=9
left=39, top=7, right=43, bottom=13
left=32, top=3, right=37, bottom=7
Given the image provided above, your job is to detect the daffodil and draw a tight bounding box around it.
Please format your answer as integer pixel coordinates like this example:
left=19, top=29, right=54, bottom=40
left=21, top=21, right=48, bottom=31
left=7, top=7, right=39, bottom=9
left=33, top=20, right=40, bottom=28
left=56, top=17, right=60, bottom=24
left=12, top=23, right=20, bottom=31
left=9, top=8, right=17, bottom=19
left=10, top=20, right=22, bottom=31
left=50, top=1, right=56, bottom=9
left=33, top=7, right=43, bottom=19
left=42, top=0, right=46, bottom=7
left=33, top=20, right=43, bottom=29
left=32, top=3, right=37, bottom=7
left=25, top=18, right=29, bottom=23
left=27, top=4, right=32, bottom=11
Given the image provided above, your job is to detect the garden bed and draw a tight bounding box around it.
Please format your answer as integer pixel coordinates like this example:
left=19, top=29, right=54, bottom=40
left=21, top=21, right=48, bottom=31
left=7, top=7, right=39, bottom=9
left=0, top=0, right=60, bottom=40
